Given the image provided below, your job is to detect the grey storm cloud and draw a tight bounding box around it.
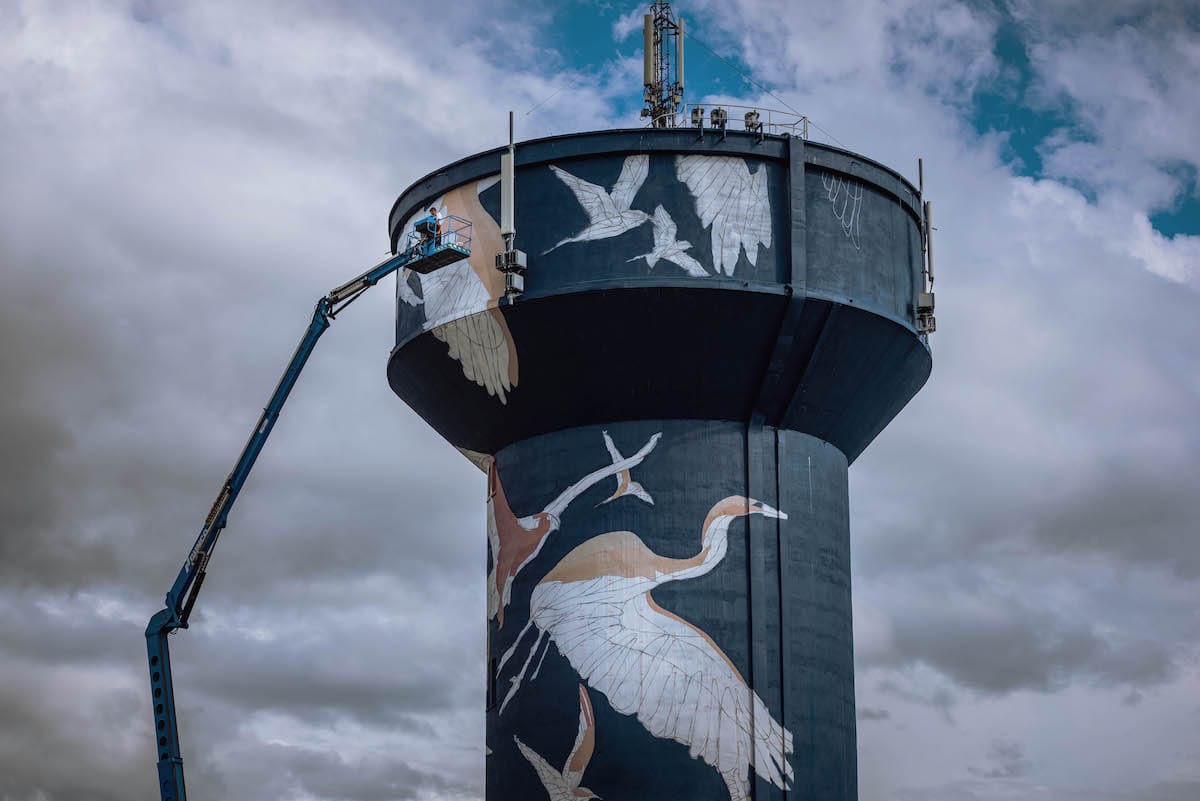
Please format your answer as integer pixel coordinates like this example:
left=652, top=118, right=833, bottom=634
left=875, top=600, right=1174, bottom=694
left=844, top=173, right=1200, bottom=704
left=0, top=661, right=149, bottom=801
left=0, top=279, right=118, bottom=588
left=1032, top=464, right=1200, bottom=579
left=210, top=741, right=473, bottom=801
left=175, top=603, right=482, bottom=729
left=967, top=738, right=1031, bottom=779
left=856, top=706, right=891, bottom=722
left=875, top=679, right=957, bottom=724
left=894, top=779, right=1200, bottom=801
left=0, top=2, right=514, bottom=798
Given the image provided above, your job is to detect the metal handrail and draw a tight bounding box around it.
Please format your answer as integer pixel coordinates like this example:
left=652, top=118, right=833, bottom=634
left=403, top=213, right=473, bottom=252
left=647, top=102, right=809, bottom=138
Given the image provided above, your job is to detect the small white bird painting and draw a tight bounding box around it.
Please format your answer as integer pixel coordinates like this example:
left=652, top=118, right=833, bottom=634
left=514, top=684, right=600, bottom=801
left=596, top=430, right=655, bottom=506
left=545, top=155, right=651, bottom=253
left=626, top=204, right=708, bottom=277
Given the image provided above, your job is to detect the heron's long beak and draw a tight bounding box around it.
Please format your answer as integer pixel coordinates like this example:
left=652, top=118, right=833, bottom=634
left=754, top=501, right=788, bottom=520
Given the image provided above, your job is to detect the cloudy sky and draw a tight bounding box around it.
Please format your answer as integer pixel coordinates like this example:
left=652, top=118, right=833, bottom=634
left=1, top=1, right=1197, bottom=799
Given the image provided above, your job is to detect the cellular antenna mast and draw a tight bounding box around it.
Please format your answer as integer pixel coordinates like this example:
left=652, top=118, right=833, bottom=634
left=641, top=1, right=685, bottom=128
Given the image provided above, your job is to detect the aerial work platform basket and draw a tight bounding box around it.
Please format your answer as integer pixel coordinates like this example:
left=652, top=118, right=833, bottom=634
left=143, top=210, right=475, bottom=801
left=401, top=213, right=472, bottom=274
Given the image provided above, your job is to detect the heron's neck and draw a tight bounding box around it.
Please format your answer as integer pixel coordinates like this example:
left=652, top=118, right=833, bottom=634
left=666, top=515, right=737, bottom=583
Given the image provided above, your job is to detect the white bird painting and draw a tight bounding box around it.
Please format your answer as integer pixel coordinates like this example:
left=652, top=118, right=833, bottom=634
left=596, top=429, right=656, bottom=506
left=544, top=155, right=651, bottom=253
left=626, top=204, right=708, bottom=278
left=488, top=431, right=663, bottom=628
left=397, top=177, right=518, bottom=403
left=514, top=684, right=600, bottom=801
left=676, top=155, right=772, bottom=276
left=498, top=496, right=793, bottom=801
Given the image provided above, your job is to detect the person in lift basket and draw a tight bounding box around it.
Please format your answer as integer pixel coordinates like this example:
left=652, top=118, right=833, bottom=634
left=416, top=205, right=442, bottom=248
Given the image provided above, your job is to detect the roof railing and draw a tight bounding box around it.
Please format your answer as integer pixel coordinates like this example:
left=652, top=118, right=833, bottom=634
left=402, top=213, right=473, bottom=253
left=646, top=102, right=809, bottom=139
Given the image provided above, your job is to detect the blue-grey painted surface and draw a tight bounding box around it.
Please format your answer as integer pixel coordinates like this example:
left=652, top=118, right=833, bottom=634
left=385, top=128, right=932, bottom=801
left=486, top=421, right=852, bottom=801
left=390, top=130, right=924, bottom=353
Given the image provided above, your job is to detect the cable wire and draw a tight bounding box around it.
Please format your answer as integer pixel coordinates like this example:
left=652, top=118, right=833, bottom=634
left=680, top=29, right=849, bottom=150
left=523, top=75, right=581, bottom=117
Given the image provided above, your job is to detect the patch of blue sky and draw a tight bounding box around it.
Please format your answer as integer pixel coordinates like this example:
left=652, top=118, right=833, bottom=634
left=1151, top=196, right=1200, bottom=239
left=533, top=3, right=1199, bottom=236
left=967, top=5, right=1198, bottom=237
left=530, top=1, right=768, bottom=122
left=967, top=12, right=1081, bottom=179
left=1149, top=163, right=1200, bottom=239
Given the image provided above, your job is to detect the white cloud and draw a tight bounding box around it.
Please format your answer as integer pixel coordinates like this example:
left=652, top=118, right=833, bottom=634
left=612, top=6, right=644, bottom=41
left=1126, top=214, right=1200, bottom=283
left=1018, top=6, right=1200, bottom=215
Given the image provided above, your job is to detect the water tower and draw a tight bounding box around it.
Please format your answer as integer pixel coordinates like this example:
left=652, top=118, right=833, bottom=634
left=387, top=7, right=934, bottom=800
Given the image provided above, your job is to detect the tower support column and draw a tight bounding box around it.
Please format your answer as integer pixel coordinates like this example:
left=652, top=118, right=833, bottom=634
left=485, top=419, right=854, bottom=801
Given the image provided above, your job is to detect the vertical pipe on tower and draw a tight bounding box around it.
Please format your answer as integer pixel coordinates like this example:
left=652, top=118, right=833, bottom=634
left=676, top=18, right=685, bottom=90
left=500, top=153, right=514, bottom=238
left=924, top=200, right=935, bottom=284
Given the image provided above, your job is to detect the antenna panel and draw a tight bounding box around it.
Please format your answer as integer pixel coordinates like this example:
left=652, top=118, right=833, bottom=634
left=643, top=15, right=655, bottom=86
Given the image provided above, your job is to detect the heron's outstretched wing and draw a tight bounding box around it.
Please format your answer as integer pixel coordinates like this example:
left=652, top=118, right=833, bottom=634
left=563, top=684, right=596, bottom=787
left=533, top=582, right=792, bottom=799
left=432, top=309, right=514, bottom=404
left=397, top=268, right=424, bottom=307
left=550, top=166, right=620, bottom=220
left=650, top=204, right=678, bottom=249
left=486, top=464, right=502, bottom=621
left=601, top=431, right=623, bottom=463
left=596, top=431, right=656, bottom=507
left=649, top=206, right=707, bottom=277
left=418, top=257, right=512, bottom=403
left=546, top=164, right=648, bottom=253
left=676, top=155, right=773, bottom=276
left=420, top=260, right=486, bottom=328
left=610, top=154, right=649, bottom=209
left=665, top=250, right=708, bottom=278
left=514, top=736, right=567, bottom=799
left=542, top=432, right=661, bottom=518
left=626, top=206, right=670, bottom=269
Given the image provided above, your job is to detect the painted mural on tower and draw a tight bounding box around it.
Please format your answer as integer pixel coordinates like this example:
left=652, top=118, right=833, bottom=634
left=486, top=423, right=795, bottom=801
left=394, top=152, right=789, bottom=407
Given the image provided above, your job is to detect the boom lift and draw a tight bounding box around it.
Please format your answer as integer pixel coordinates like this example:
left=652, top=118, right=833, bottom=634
left=145, top=216, right=472, bottom=801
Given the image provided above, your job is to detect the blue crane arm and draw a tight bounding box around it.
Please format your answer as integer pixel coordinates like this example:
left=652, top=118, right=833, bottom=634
left=144, top=232, right=470, bottom=801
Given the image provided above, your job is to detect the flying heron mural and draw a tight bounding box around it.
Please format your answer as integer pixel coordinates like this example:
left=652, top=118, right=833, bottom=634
left=487, top=431, right=661, bottom=628
left=497, top=494, right=793, bottom=801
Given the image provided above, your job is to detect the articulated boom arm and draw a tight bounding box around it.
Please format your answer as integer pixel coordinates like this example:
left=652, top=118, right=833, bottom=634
left=145, top=229, right=470, bottom=801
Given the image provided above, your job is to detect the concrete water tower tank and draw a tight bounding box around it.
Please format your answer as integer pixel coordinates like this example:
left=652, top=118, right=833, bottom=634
left=387, top=126, right=931, bottom=801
